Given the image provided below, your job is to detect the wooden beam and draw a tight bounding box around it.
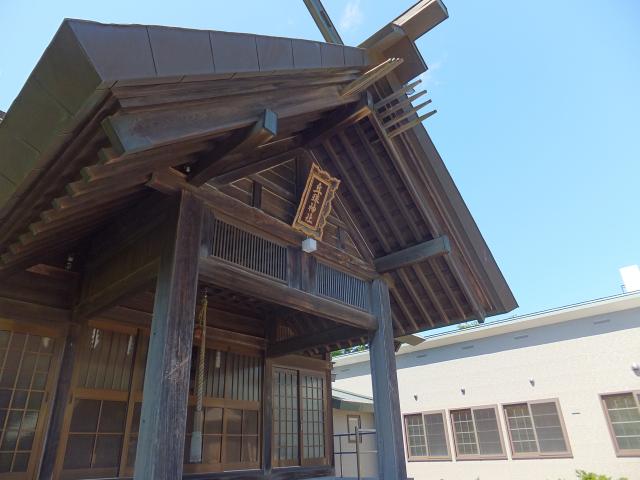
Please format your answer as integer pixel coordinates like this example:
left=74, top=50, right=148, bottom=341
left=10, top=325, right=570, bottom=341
left=368, top=279, right=407, bottom=480
left=444, top=253, right=486, bottom=323
left=374, top=79, right=422, bottom=110
left=141, top=168, right=378, bottom=280
left=387, top=109, right=437, bottom=138
left=72, top=196, right=173, bottom=321
left=374, top=235, right=450, bottom=273
left=267, top=325, right=363, bottom=357
left=304, top=93, right=373, bottom=147
left=341, top=58, right=404, bottom=97
left=303, top=0, right=344, bottom=44
left=134, top=190, right=204, bottom=479
left=189, top=109, right=278, bottom=187
left=209, top=148, right=303, bottom=186
left=39, top=325, right=79, bottom=480
left=102, top=84, right=356, bottom=155
left=199, top=257, right=377, bottom=331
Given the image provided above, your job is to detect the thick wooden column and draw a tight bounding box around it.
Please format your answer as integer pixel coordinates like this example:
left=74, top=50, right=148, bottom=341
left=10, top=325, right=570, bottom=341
left=38, top=325, right=80, bottom=480
left=133, top=190, right=204, bottom=480
left=369, top=279, right=407, bottom=480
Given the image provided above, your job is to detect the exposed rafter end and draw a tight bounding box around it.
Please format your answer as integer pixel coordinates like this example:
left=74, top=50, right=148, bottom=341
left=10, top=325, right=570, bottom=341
left=374, top=235, right=450, bottom=273
left=188, top=109, right=278, bottom=187
left=304, top=93, right=373, bottom=148
left=444, top=254, right=486, bottom=324
left=267, top=325, right=364, bottom=358
left=387, top=109, right=437, bottom=138
left=340, top=58, right=404, bottom=97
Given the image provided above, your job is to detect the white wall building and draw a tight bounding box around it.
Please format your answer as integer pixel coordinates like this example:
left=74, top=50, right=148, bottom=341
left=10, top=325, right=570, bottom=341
left=332, top=292, right=640, bottom=480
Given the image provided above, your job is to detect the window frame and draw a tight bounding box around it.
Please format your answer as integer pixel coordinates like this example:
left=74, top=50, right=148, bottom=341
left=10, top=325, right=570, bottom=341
left=347, top=414, right=361, bottom=444
left=55, top=322, right=140, bottom=480
left=449, top=405, right=507, bottom=461
left=403, top=410, right=452, bottom=462
left=501, top=398, right=572, bottom=459
left=600, top=390, right=640, bottom=457
left=271, top=359, right=332, bottom=469
left=0, top=319, right=64, bottom=480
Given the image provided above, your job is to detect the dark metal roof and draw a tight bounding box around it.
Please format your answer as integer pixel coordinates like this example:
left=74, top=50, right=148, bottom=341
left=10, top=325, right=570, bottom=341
left=0, top=19, right=369, bottom=214
left=0, top=13, right=516, bottom=339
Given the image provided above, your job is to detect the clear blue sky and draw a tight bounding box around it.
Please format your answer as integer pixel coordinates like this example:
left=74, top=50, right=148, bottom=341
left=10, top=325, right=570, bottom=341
left=1, top=0, right=639, bottom=318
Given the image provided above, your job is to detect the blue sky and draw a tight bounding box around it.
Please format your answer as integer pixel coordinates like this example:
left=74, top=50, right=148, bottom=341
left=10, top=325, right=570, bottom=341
left=1, top=0, right=639, bottom=318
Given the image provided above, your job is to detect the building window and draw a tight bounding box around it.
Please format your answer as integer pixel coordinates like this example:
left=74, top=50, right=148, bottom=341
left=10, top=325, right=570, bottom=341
left=0, top=329, right=58, bottom=477
left=272, top=368, right=328, bottom=467
left=273, top=368, right=299, bottom=467
left=301, top=374, right=325, bottom=461
left=601, top=392, right=640, bottom=456
left=450, top=406, right=506, bottom=459
left=403, top=411, right=450, bottom=461
left=347, top=415, right=361, bottom=443
left=60, top=327, right=136, bottom=479
left=503, top=400, right=571, bottom=458
left=62, top=400, right=127, bottom=472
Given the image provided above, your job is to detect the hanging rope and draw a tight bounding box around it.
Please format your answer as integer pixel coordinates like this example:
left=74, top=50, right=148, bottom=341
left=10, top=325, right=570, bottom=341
left=189, top=289, right=208, bottom=463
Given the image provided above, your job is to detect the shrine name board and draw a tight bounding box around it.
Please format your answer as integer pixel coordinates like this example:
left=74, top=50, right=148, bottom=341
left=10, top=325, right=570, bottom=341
left=292, top=164, right=340, bottom=241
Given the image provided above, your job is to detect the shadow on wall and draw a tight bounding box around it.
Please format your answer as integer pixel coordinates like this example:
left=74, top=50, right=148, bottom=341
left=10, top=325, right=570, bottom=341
left=335, top=309, right=639, bottom=380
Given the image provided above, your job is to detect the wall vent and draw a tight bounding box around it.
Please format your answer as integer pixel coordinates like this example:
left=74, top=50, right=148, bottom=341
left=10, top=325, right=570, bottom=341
left=209, top=217, right=287, bottom=282
left=316, top=262, right=370, bottom=311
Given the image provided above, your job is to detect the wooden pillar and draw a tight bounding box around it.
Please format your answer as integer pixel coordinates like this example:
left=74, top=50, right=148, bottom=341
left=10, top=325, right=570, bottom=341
left=38, top=324, right=80, bottom=480
left=133, top=190, right=204, bottom=480
left=369, top=279, right=407, bottom=480
left=261, top=357, right=273, bottom=475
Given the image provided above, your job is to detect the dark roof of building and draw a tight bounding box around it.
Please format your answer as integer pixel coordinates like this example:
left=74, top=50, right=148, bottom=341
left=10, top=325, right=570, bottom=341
left=0, top=11, right=517, bottom=339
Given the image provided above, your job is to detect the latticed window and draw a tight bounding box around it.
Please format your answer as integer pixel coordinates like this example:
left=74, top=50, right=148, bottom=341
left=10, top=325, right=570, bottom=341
left=158, top=348, right=263, bottom=471
left=302, top=374, right=325, bottom=460
left=0, top=330, right=57, bottom=477
left=62, top=400, right=127, bottom=471
left=272, top=368, right=328, bottom=467
left=503, top=400, right=570, bottom=457
left=60, top=327, right=137, bottom=479
left=450, top=406, right=505, bottom=459
left=602, top=392, right=640, bottom=456
left=404, top=412, right=450, bottom=460
left=273, top=368, right=299, bottom=466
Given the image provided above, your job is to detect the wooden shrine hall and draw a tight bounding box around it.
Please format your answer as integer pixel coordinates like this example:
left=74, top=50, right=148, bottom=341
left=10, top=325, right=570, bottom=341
left=0, top=1, right=516, bottom=479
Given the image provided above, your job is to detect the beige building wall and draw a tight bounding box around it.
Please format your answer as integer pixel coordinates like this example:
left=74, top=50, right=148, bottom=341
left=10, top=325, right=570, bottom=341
left=332, top=408, right=376, bottom=479
left=333, top=296, right=640, bottom=480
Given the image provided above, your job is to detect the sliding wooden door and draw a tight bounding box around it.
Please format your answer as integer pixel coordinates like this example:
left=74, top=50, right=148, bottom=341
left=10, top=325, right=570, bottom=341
left=0, top=320, right=62, bottom=480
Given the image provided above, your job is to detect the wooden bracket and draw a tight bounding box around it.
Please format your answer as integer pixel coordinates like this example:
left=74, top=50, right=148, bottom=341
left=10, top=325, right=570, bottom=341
left=374, top=235, right=450, bottom=273
left=189, top=109, right=278, bottom=187
left=341, top=58, right=404, bottom=97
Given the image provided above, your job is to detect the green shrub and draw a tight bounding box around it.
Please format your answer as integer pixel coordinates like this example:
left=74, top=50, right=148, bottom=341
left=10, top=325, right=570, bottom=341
left=575, top=470, right=628, bottom=480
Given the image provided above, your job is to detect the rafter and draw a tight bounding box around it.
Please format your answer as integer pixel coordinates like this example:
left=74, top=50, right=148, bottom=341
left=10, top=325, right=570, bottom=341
left=304, top=93, right=373, bottom=147
left=208, top=147, right=303, bottom=186
left=374, top=236, right=450, bottom=273
left=267, top=325, right=363, bottom=357
left=189, top=109, right=278, bottom=187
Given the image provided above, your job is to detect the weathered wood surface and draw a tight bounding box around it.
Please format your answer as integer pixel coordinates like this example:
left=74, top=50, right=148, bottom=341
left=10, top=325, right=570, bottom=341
left=148, top=169, right=377, bottom=280
left=374, top=235, right=450, bottom=273
left=72, top=196, right=173, bottom=321
left=38, top=325, right=79, bottom=480
left=103, top=84, right=358, bottom=155
left=190, top=109, right=278, bottom=187
left=369, top=278, right=407, bottom=480
left=134, top=190, right=204, bottom=480
left=267, top=325, right=363, bottom=357
left=96, top=465, right=333, bottom=480
left=199, top=257, right=376, bottom=331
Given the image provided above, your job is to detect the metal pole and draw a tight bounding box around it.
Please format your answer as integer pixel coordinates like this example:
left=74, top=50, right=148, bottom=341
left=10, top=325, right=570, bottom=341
left=355, top=426, right=361, bottom=480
